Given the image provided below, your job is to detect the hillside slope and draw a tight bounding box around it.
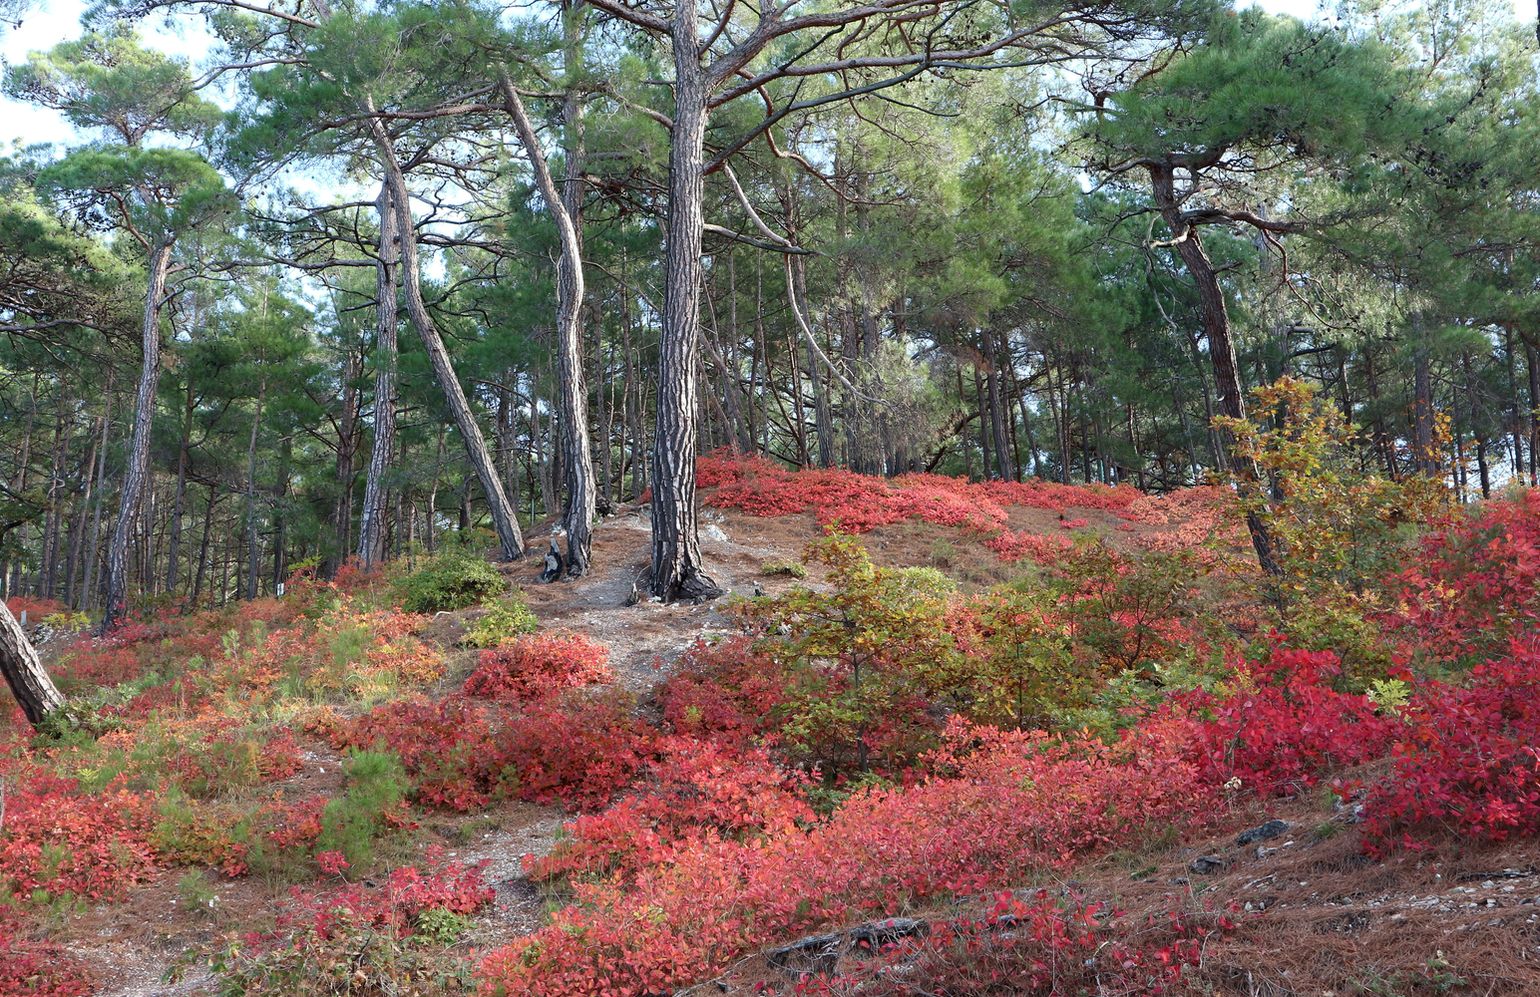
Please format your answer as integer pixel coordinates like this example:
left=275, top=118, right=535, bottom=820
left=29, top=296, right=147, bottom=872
left=3, top=460, right=1539, bottom=996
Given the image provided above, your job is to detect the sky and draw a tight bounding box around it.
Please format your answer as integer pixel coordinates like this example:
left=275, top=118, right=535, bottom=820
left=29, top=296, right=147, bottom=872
left=0, top=0, right=1533, bottom=150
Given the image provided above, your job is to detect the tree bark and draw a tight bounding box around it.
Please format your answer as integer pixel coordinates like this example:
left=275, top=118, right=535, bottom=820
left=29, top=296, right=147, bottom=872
left=1148, top=163, right=1280, bottom=577
left=1, top=600, right=65, bottom=727
left=500, top=67, right=595, bottom=576
left=358, top=180, right=400, bottom=569
left=364, top=99, right=525, bottom=561
left=648, top=14, right=720, bottom=601
left=244, top=378, right=266, bottom=601
left=165, top=379, right=194, bottom=595
left=1411, top=314, right=1439, bottom=477
left=327, top=338, right=362, bottom=577
left=102, top=238, right=174, bottom=633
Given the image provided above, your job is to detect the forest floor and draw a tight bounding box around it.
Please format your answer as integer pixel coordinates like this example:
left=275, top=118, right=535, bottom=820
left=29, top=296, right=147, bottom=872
left=9, top=466, right=1540, bottom=996
left=34, top=495, right=1174, bottom=996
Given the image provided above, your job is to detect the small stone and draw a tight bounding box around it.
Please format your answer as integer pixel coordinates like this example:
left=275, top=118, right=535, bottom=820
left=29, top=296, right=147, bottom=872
left=1190, top=855, right=1226, bottom=875
left=1236, top=819, right=1291, bottom=846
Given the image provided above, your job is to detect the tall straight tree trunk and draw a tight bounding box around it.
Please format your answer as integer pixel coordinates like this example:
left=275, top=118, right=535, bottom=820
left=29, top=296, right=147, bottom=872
left=359, top=180, right=400, bottom=568
left=1149, top=164, right=1280, bottom=578
left=648, top=16, right=719, bottom=601
left=40, top=391, right=71, bottom=600
left=244, top=379, right=266, bottom=601
left=3, top=379, right=38, bottom=599
left=102, top=238, right=174, bottom=633
left=271, top=433, right=292, bottom=590
left=165, top=379, right=194, bottom=594
left=364, top=100, right=525, bottom=561
left=80, top=386, right=112, bottom=612
left=983, top=330, right=1014, bottom=480
left=1526, top=337, right=1540, bottom=487
left=1, top=600, right=65, bottom=727
left=1411, top=315, right=1439, bottom=478
left=64, top=422, right=98, bottom=608
left=192, top=486, right=216, bottom=606
left=501, top=67, right=595, bottom=575
left=787, top=255, right=834, bottom=468
left=328, top=339, right=362, bottom=577
left=596, top=318, right=614, bottom=504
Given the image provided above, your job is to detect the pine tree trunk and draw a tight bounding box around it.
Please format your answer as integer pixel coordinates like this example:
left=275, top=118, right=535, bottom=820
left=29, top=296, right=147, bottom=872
left=500, top=68, right=595, bottom=575
left=1149, top=164, right=1280, bottom=577
left=1, top=600, right=65, bottom=727
left=1412, top=315, right=1439, bottom=477
left=365, top=100, right=525, bottom=561
left=102, top=239, right=174, bottom=633
left=40, top=391, right=70, bottom=600
left=244, top=379, right=266, bottom=601
left=192, top=485, right=217, bottom=607
left=359, top=180, right=400, bottom=569
left=648, top=22, right=719, bottom=601
left=328, top=341, right=362, bottom=577
left=166, top=381, right=194, bottom=595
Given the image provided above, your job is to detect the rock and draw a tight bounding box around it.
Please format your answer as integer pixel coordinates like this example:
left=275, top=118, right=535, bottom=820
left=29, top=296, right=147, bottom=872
left=767, top=933, right=843, bottom=976
left=1236, top=819, right=1291, bottom=846
left=850, top=917, right=929, bottom=951
left=1190, top=855, right=1226, bottom=875
left=703, top=524, right=730, bottom=544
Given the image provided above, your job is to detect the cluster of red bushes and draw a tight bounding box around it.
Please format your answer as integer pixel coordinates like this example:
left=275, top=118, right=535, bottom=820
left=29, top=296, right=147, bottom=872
left=0, top=769, right=159, bottom=904
left=0, top=909, right=93, bottom=997
left=473, top=492, right=1540, bottom=996
left=695, top=450, right=1233, bottom=560
left=464, top=632, right=612, bottom=701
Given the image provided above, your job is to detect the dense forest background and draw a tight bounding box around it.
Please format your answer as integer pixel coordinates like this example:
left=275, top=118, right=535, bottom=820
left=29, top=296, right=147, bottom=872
left=2, top=0, right=1537, bottom=618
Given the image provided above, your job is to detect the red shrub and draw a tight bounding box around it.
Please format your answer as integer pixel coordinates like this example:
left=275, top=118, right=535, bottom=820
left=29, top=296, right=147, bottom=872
left=271, top=854, right=494, bottom=942
left=984, top=529, right=1072, bottom=565
left=3, top=596, right=66, bottom=620
left=261, top=797, right=328, bottom=851
left=1364, top=639, right=1540, bottom=852
left=658, top=637, right=788, bottom=748
left=333, top=696, right=510, bottom=811
left=1160, top=644, right=1400, bottom=796
left=529, top=735, right=812, bottom=882
left=0, top=918, right=94, bottom=997
left=478, top=719, right=1213, bottom=996
left=464, top=632, right=612, bottom=702
left=503, top=690, right=658, bottom=811
left=1386, top=491, right=1540, bottom=665
left=0, top=773, right=158, bottom=903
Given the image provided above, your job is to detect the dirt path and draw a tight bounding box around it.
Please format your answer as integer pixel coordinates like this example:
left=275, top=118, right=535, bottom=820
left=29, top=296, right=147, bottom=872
left=511, top=503, right=810, bottom=687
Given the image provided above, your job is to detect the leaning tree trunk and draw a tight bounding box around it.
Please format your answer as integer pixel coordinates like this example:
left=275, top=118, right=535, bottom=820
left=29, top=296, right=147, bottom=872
left=1, top=589, right=66, bottom=727
left=500, top=68, right=596, bottom=576
left=102, top=239, right=174, bottom=633
left=1149, top=164, right=1281, bottom=578
left=364, top=102, right=525, bottom=561
left=358, top=180, right=400, bottom=569
left=647, top=23, right=720, bottom=601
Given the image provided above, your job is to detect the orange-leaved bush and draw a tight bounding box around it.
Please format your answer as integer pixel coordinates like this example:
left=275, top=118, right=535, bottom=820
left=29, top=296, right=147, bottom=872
left=464, top=631, right=611, bottom=701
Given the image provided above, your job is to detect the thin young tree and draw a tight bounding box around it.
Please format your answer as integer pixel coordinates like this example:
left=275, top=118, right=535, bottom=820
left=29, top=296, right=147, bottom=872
left=7, top=30, right=231, bottom=630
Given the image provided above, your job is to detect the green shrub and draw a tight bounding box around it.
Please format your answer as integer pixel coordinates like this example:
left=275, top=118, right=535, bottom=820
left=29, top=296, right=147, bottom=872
left=395, top=553, right=506, bottom=614
left=460, top=595, right=539, bottom=648
left=317, top=750, right=411, bottom=869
